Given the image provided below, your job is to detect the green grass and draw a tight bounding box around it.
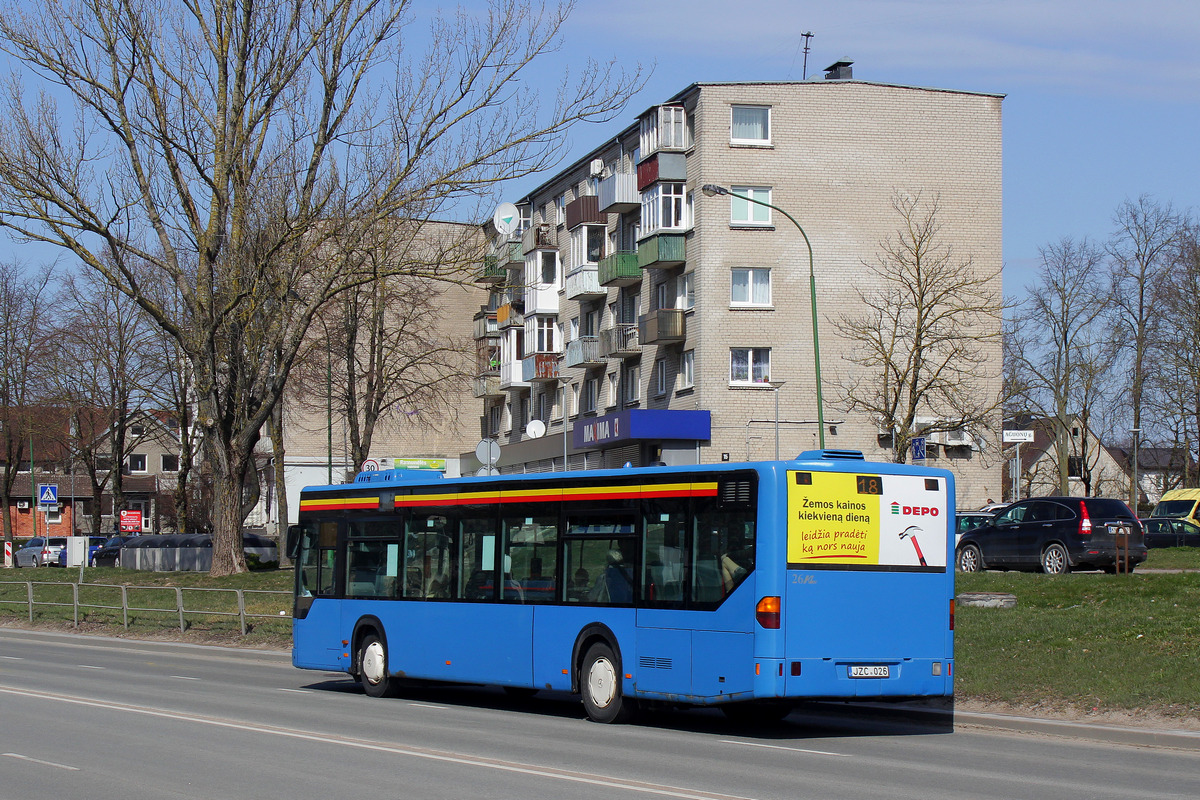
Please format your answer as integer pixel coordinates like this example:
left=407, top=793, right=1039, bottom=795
left=954, top=548, right=1200, bottom=717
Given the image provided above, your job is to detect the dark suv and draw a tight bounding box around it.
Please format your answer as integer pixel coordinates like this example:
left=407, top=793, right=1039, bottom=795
left=955, top=497, right=1145, bottom=574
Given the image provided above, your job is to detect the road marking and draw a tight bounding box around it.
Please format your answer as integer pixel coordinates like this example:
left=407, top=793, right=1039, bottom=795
left=0, top=656, right=22, bottom=660
left=278, top=688, right=313, bottom=694
left=0, top=685, right=754, bottom=800
left=171, top=676, right=201, bottom=681
left=721, top=740, right=850, bottom=758
left=77, top=665, right=105, bottom=670
left=3, top=753, right=80, bottom=771
left=407, top=702, right=449, bottom=710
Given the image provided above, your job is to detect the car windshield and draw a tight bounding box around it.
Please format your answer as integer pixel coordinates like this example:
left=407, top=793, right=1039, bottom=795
left=1082, top=499, right=1136, bottom=520
left=1152, top=500, right=1196, bottom=517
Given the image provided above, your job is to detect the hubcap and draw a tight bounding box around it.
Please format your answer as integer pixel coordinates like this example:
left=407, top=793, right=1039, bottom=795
left=1045, top=549, right=1065, bottom=573
left=362, top=641, right=386, bottom=685
left=587, top=657, right=617, bottom=709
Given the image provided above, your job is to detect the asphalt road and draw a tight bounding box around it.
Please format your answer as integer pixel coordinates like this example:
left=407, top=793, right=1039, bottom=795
left=1, top=628, right=1198, bottom=800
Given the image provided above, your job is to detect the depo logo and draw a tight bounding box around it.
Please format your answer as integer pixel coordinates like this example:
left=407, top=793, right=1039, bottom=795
left=891, top=501, right=939, bottom=517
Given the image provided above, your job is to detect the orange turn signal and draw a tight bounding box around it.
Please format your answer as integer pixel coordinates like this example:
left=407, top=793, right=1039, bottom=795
left=756, top=596, right=781, bottom=629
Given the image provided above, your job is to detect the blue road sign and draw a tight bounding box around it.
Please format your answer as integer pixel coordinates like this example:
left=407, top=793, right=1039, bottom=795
left=911, top=437, right=927, bottom=462
left=38, top=484, right=58, bottom=505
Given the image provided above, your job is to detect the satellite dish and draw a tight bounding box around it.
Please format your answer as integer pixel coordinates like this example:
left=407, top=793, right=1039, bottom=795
left=492, top=202, right=520, bottom=235
left=475, top=438, right=500, bottom=466
left=526, top=419, right=546, bottom=439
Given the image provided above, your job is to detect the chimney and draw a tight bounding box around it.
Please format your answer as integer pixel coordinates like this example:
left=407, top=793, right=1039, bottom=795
left=824, top=59, right=854, bottom=80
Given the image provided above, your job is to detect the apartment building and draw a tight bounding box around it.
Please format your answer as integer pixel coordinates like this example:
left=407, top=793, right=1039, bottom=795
left=468, top=65, right=1004, bottom=505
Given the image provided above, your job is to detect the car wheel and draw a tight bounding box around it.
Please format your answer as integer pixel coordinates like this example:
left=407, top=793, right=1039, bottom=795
left=956, top=545, right=983, bottom=573
left=1041, top=544, right=1070, bottom=575
left=581, top=642, right=634, bottom=723
left=32, top=555, right=40, bottom=568
left=357, top=633, right=398, bottom=698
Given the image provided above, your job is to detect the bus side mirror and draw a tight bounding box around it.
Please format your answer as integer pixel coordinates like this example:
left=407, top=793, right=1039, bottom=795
left=286, top=525, right=302, bottom=559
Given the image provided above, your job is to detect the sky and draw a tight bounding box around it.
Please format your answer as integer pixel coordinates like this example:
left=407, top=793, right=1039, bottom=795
left=491, top=0, right=1200, bottom=297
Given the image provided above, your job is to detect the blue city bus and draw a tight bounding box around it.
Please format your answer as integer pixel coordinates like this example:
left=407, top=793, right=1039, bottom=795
left=290, top=449, right=955, bottom=722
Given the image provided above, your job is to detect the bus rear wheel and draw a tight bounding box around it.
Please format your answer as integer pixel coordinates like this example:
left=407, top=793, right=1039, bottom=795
left=358, top=633, right=398, bottom=698
left=581, top=643, right=633, bottom=723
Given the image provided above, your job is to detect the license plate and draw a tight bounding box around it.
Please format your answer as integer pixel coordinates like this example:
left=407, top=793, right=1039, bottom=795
left=849, top=665, right=890, bottom=678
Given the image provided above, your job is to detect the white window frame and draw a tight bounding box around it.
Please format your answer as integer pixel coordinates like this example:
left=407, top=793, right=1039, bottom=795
left=678, top=273, right=694, bottom=310
left=571, top=224, right=606, bottom=269
left=535, top=316, right=556, bottom=353
left=655, top=358, right=668, bottom=397
left=730, top=186, right=772, bottom=226
left=730, top=267, right=772, bottom=307
left=489, top=405, right=502, bottom=435
left=607, top=373, right=619, bottom=408
left=640, top=105, right=688, bottom=155
left=623, top=364, right=640, bottom=404
left=681, top=350, right=695, bottom=390
left=581, top=377, right=598, bottom=413
left=730, top=347, right=771, bottom=386
left=641, top=182, right=687, bottom=235
left=128, top=453, right=147, bottom=473
left=730, top=105, right=771, bottom=145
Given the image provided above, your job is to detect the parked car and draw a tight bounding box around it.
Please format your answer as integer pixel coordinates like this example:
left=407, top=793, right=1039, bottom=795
left=955, top=497, right=1146, bottom=574
left=90, top=535, right=137, bottom=567
left=978, top=502, right=1009, bottom=514
left=1148, top=488, right=1200, bottom=527
left=56, top=536, right=109, bottom=567
left=955, top=511, right=995, bottom=545
left=1141, top=517, right=1200, bottom=548
left=13, top=537, right=68, bottom=568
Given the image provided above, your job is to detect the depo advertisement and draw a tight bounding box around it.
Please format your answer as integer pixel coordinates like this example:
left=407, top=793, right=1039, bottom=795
left=787, top=471, right=947, bottom=571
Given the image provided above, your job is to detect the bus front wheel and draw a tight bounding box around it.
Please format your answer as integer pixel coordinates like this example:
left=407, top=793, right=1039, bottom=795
left=358, top=633, right=398, bottom=698
left=581, top=643, right=633, bottom=723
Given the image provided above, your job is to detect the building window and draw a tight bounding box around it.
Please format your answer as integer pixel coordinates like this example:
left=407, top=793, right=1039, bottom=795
left=539, top=250, right=558, bottom=286
left=161, top=454, right=180, bottom=472
left=681, top=350, right=695, bottom=389
left=607, top=373, right=619, bottom=408
left=640, top=105, right=687, bottom=155
left=130, top=424, right=146, bottom=437
left=519, top=397, right=530, bottom=432
left=1067, top=456, right=1084, bottom=479
left=730, top=348, right=771, bottom=385
left=678, top=272, right=695, bottom=310
left=571, top=224, right=606, bottom=268
left=655, top=358, right=668, bottom=396
left=581, top=307, right=599, bottom=337
left=731, top=105, right=770, bottom=144
left=581, top=377, right=598, bottom=413
left=641, top=182, right=687, bottom=234
left=730, top=186, right=772, bottom=225
left=128, top=453, right=147, bottom=473
left=731, top=268, right=771, bottom=306
left=623, top=364, right=640, bottom=403
left=555, top=194, right=566, bottom=226
left=554, top=387, right=564, bottom=421
left=535, top=316, right=556, bottom=352
left=537, top=392, right=551, bottom=423
left=488, top=405, right=501, bottom=435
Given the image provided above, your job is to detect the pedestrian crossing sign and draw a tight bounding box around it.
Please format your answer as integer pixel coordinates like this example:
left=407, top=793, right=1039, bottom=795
left=38, top=484, right=58, bottom=505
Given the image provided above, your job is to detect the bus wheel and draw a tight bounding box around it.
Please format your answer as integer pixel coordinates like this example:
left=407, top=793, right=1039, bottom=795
left=581, top=643, right=633, bottom=723
left=358, top=634, right=397, bottom=698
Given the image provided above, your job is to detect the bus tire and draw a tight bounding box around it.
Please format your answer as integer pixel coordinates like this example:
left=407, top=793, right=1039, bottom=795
left=581, top=643, right=633, bottom=723
left=358, top=633, right=398, bottom=698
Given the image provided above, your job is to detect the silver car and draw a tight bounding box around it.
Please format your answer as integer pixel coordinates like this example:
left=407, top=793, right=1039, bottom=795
left=14, top=537, right=68, bottom=567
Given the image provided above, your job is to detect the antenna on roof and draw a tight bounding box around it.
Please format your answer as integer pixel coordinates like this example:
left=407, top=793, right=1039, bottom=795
left=801, top=31, right=814, bottom=79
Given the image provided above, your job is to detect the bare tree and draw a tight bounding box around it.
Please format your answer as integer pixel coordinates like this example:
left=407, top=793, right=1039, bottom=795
left=1108, top=195, right=1182, bottom=506
left=0, top=0, right=643, bottom=574
left=833, top=192, right=1002, bottom=463
left=1007, top=238, right=1117, bottom=495
left=1154, top=218, right=1200, bottom=487
left=0, top=263, right=54, bottom=546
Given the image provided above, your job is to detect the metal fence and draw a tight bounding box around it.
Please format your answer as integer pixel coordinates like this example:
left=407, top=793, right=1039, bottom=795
left=0, top=581, right=291, bottom=636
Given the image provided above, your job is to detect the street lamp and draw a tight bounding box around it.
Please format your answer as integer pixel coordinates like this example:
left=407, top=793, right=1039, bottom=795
left=768, top=380, right=786, bottom=460
left=702, top=184, right=825, bottom=449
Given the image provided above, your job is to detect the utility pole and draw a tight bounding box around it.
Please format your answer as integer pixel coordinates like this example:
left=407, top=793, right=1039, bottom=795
left=801, top=32, right=814, bottom=79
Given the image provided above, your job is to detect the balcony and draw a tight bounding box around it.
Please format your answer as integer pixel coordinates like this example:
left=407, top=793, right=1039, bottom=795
left=599, top=324, right=640, bottom=358
left=475, top=257, right=507, bottom=284
left=522, top=224, right=555, bottom=254
left=564, top=267, right=604, bottom=300
left=563, top=336, right=603, bottom=368
left=497, top=303, right=524, bottom=329
left=492, top=240, right=523, bottom=269
left=598, top=251, right=640, bottom=287
left=522, top=353, right=560, bottom=383
left=499, top=360, right=529, bottom=390
left=637, top=233, right=686, bottom=270
left=472, top=310, right=498, bottom=340
left=473, top=375, right=502, bottom=398
left=598, top=172, right=639, bottom=213
left=566, top=196, right=605, bottom=229
left=639, top=309, right=686, bottom=344
left=636, top=152, right=687, bottom=191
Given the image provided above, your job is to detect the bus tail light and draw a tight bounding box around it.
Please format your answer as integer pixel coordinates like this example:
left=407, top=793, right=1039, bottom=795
left=756, top=596, right=781, bottom=629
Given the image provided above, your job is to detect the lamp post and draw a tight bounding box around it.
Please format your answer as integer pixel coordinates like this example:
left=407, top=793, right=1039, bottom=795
left=702, top=185, right=825, bottom=449
left=769, top=380, right=786, bottom=460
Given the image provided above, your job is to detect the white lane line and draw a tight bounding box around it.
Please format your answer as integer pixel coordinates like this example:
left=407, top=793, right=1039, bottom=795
left=170, top=676, right=201, bottom=681
left=0, top=685, right=754, bottom=800
left=0, top=656, right=22, bottom=660
left=278, top=688, right=313, bottom=694
left=407, top=702, right=449, bottom=710
left=77, top=665, right=105, bottom=670
left=3, top=753, right=80, bottom=771
left=721, top=739, right=850, bottom=758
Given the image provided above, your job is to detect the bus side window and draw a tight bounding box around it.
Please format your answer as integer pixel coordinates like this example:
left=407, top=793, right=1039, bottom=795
left=642, top=502, right=687, bottom=606
left=692, top=507, right=755, bottom=604
left=457, top=513, right=497, bottom=601
left=297, top=520, right=338, bottom=598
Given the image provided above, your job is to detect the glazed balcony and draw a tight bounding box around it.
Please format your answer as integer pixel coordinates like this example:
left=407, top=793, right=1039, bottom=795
left=499, top=360, right=529, bottom=390
left=564, top=267, right=604, bottom=300
left=637, top=233, right=686, bottom=270
left=598, top=172, right=639, bottom=213
left=522, top=353, right=561, bottom=383
left=599, top=324, right=640, bottom=358
left=638, top=309, right=685, bottom=344
left=598, top=251, right=640, bottom=287
left=563, top=336, right=603, bottom=368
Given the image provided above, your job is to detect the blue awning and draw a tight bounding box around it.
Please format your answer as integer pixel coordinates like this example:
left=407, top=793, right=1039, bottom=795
left=573, top=409, right=711, bottom=450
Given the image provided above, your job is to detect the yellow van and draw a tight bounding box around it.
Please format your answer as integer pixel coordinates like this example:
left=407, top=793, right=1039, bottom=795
left=1150, top=488, right=1200, bottom=526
